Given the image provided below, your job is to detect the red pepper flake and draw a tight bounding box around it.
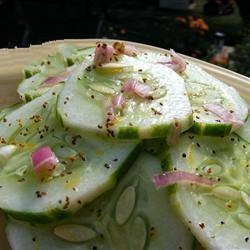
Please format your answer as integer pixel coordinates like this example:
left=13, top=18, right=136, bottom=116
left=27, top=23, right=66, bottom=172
left=199, top=223, right=205, bottom=229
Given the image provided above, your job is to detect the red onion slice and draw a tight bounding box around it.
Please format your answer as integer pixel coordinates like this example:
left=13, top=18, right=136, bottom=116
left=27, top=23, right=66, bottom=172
left=112, top=93, right=126, bottom=110
left=203, top=103, right=244, bottom=129
left=123, top=79, right=152, bottom=98
left=41, top=70, right=72, bottom=87
left=123, top=44, right=138, bottom=56
left=113, top=42, right=138, bottom=57
left=158, top=49, right=186, bottom=73
left=153, top=170, right=215, bottom=189
left=94, top=42, right=114, bottom=66
left=169, top=49, right=186, bottom=73
left=31, top=146, right=59, bottom=174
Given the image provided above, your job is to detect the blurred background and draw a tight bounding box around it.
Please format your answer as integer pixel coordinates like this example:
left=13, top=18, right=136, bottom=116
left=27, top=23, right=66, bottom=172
left=0, top=0, right=249, bottom=76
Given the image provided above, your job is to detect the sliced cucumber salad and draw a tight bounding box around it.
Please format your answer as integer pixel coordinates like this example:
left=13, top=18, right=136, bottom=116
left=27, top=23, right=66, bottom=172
left=166, top=132, right=250, bottom=249
left=0, top=87, right=140, bottom=222
left=57, top=54, right=193, bottom=139
left=0, top=41, right=249, bottom=250
left=6, top=153, right=194, bottom=250
left=136, top=51, right=248, bottom=136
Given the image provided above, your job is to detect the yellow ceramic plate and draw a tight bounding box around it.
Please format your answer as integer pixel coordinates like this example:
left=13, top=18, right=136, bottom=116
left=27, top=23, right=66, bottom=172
left=0, top=39, right=249, bottom=249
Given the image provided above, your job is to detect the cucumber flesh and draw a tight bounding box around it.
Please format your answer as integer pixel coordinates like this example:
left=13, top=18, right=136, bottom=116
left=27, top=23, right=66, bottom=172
left=0, top=87, right=140, bottom=222
left=167, top=132, right=250, bottom=249
left=235, top=115, right=250, bottom=143
left=18, top=45, right=94, bottom=102
left=0, top=103, right=22, bottom=121
left=6, top=153, right=194, bottom=250
left=57, top=55, right=192, bottom=139
left=136, top=52, right=248, bottom=136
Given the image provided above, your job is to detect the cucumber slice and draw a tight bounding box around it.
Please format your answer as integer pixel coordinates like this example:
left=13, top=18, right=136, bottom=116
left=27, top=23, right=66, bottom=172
left=0, top=103, right=22, bottom=121
left=18, top=45, right=94, bottom=102
left=57, top=56, right=192, bottom=139
left=136, top=51, right=248, bottom=136
left=6, top=153, right=194, bottom=250
left=0, top=87, right=140, bottom=222
left=184, top=63, right=248, bottom=136
left=167, top=132, right=250, bottom=249
left=235, top=115, right=250, bottom=143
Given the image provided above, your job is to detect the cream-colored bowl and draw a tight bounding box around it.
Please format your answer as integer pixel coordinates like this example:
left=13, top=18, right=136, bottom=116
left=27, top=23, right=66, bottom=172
left=0, top=39, right=249, bottom=249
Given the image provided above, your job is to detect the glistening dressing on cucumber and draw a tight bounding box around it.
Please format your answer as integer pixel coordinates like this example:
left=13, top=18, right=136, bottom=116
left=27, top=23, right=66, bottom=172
left=6, top=153, right=194, bottom=250
left=166, top=132, right=250, bottom=249
left=0, top=87, right=140, bottom=222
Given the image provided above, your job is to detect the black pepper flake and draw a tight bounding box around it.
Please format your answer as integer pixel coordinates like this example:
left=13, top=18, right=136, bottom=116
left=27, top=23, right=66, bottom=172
left=104, top=163, right=111, bottom=169
left=96, top=209, right=102, bottom=218
left=63, top=196, right=70, bottom=209
left=138, top=69, right=143, bottom=72
left=92, top=246, right=97, bottom=250
left=113, top=158, right=118, bottom=162
left=195, top=115, right=200, bottom=120
left=17, top=178, right=25, bottom=182
left=188, top=135, right=194, bottom=140
left=52, top=92, right=56, bottom=95
left=71, top=135, right=82, bottom=145
left=199, top=223, right=205, bottom=229
left=182, top=153, right=186, bottom=158
left=79, top=154, right=86, bottom=161
left=243, top=145, right=246, bottom=149
left=212, top=150, right=216, bottom=154
left=151, top=107, right=162, bottom=115
left=97, top=124, right=103, bottom=129
left=3, top=118, right=7, bottom=122
left=85, top=66, right=92, bottom=72
left=196, top=143, right=200, bottom=147
left=230, top=138, right=235, bottom=141
left=149, top=226, right=156, bottom=238
left=32, top=237, right=36, bottom=242
left=229, top=110, right=234, bottom=113
left=245, top=237, right=249, bottom=242
left=220, top=221, right=225, bottom=225
left=47, top=61, right=51, bottom=65
left=91, top=95, right=95, bottom=99
left=159, top=102, right=163, bottom=106
left=58, top=200, right=62, bottom=204
left=0, top=186, right=3, bottom=188
left=77, top=200, right=82, bottom=205
left=215, top=119, right=221, bottom=123
left=35, top=191, right=47, bottom=198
